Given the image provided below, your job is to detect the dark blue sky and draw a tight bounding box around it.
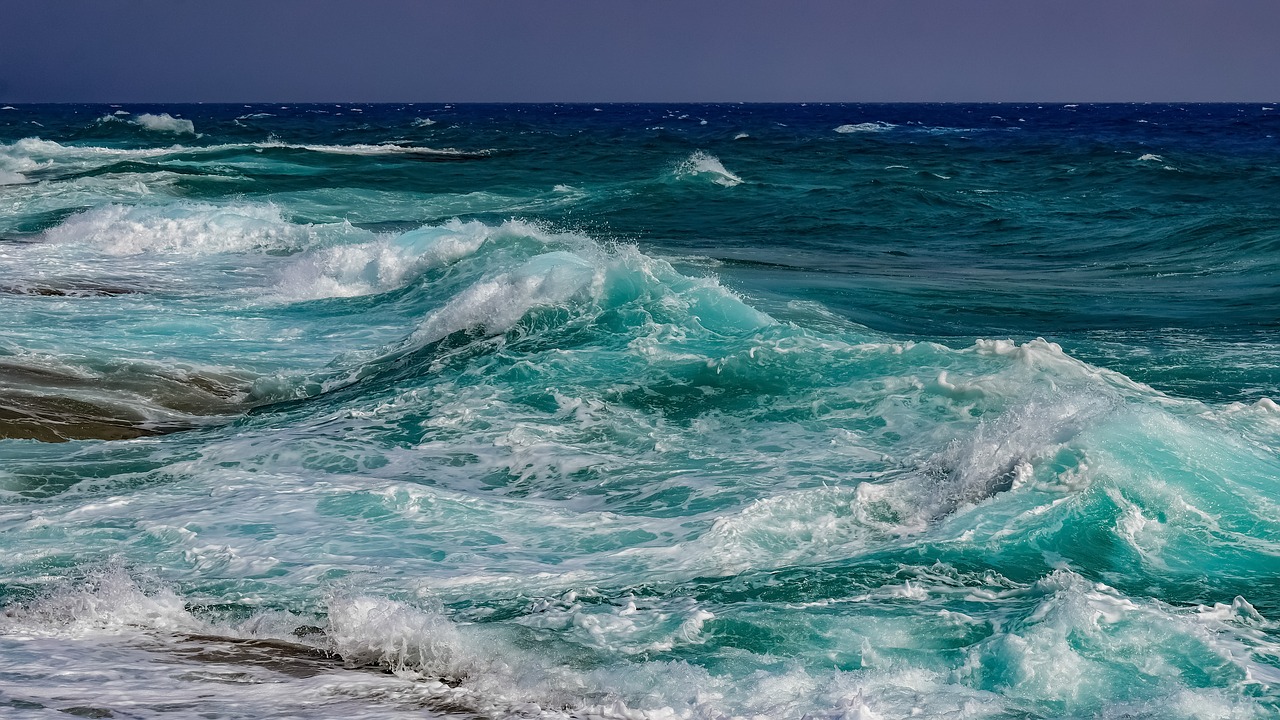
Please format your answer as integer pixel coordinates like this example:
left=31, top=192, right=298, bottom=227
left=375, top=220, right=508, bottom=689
left=2, top=0, right=1278, bottom=102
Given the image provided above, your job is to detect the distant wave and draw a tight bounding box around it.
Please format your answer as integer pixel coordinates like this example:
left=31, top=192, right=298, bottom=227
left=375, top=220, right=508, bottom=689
left=835, top=122, right=896, bottom=133
left=270, top=142, right=484, bottom=157
left=0, top=138, right=492, bottom=178
left=673, top=150, right=743, bottom=187
left=96, top=112, right=197, bottom=135
left=134, top=113, right=197, bottom=135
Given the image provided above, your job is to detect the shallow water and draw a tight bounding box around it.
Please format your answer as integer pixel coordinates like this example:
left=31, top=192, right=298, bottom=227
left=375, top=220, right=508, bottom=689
left=0, top=103, right=1278, bottom=719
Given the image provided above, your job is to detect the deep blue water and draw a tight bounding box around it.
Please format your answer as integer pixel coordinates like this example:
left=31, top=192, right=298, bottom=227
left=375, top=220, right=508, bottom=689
left=0, top=104, right=1278, bottom=719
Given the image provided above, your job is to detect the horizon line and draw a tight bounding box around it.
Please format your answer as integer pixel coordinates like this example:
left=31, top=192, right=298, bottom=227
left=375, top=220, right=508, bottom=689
left=4, top=100, right=1279, bottom=106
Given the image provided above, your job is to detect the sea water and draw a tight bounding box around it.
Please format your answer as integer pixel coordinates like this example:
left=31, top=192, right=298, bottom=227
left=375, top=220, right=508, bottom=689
left=0, top=104, right=1278, bottom=719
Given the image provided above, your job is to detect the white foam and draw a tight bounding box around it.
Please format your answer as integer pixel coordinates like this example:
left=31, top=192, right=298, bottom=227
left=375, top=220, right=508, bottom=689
left=0, top=170, right=186, bottom=226
left=517, top=594, right=714, bottom=655
left=673, top=150, right=743, bottom=187
left=408, top=250, right=598, bottom=347
left=921, top=392, right=1111, bottom=518
left=959, top=570, right=1280, bottom=712
left=970, top=337, right=1160, bottom=395
left=412, top=117, right=437, bottom=127
left=0, top=168, right=27, bottom=185
left=132, top=112, right=196, bottom=134
left=275, top=218, right=504, bottom=300
left=734, top=132, right=749, bottom=139
left=277, top=141, right=478, bottom=155
left=835, top=122, right=895, bottom=133
left=0, top=564, right=203, bottom=637
left=0, top=137, right=486, bottom=178
left=1137, top=153, right=1163, bottom=162
left=263, top=141, right=486, bottom=157
left=0, top=137, right=201, bottom=178
left=40, top=201, right=337, bottom=256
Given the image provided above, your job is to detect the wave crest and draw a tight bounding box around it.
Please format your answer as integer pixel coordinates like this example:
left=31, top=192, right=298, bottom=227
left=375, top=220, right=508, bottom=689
left=40, top=202, right=335, bottom=256
left=673, top=150, right=742, bottom=187
left=835, top=122, right=896, bottom=133
left=133, top=112, right=197, bottom=135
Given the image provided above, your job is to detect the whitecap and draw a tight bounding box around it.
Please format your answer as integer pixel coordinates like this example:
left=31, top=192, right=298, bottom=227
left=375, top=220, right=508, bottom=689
left=673, top=150, right=743, bottom=187
left=40, top=201, right=337, bottom=256
left=407, top=251, right=598, bottom=348
left=0, top=138, right=489, bottom=179
left=835, top=122, right=895, bottom=133
left=265, top=141, right=487, bottom=157
left=275, top=218, right=504, bottom=300
left=132, top=112, right=197, bottom=135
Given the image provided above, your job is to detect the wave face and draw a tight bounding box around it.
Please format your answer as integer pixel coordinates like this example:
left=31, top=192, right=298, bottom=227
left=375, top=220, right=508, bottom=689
left=1, top=103, right=1279, bottom=719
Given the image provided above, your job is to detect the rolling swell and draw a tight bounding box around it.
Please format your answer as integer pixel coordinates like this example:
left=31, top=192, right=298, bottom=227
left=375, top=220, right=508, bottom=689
left=1, top=104, right=1279, bottom=719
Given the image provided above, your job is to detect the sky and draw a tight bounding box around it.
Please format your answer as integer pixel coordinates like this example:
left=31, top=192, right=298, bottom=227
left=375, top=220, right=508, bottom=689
left=2, top=0, right=1278, bottom=103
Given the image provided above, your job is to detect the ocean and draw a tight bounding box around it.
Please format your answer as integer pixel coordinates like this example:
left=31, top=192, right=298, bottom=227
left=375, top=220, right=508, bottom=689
left=0, top=103, right=1277, bottom=719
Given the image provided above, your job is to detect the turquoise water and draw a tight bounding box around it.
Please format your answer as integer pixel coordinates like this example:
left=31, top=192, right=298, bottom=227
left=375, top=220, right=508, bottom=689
left=0, top=104, right=1278, bottom=719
